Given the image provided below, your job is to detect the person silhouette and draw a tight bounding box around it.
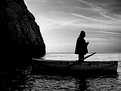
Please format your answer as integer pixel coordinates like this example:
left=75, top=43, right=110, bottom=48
left=75, top=31, right=89, bottom=62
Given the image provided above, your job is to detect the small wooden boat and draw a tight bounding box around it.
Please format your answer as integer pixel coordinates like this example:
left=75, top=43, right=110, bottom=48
left=31, top=59, right=118, bottom=75
left=31, top=53, right=118, bottom=75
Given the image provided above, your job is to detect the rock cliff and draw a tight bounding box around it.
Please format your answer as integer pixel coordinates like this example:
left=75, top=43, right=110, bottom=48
left=0, top=0, right=46, bottom=64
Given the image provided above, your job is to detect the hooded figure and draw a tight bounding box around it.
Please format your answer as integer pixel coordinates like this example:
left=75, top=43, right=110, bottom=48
left=75, top=31, right=89, bottom=62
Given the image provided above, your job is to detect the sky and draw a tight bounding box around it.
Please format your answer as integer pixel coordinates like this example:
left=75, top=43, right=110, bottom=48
left=25, top=0, right=121, bottom=53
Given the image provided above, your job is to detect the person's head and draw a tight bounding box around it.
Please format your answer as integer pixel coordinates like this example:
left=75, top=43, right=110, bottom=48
left=79, top=31, right=86, bottom=38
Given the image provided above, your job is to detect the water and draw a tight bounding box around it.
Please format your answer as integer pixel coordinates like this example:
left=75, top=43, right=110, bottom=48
left=24, top=75, right=121, bottom=91
left=0, top=53, right=121, bottom=91
left=44, top=53, right=121, bottom=61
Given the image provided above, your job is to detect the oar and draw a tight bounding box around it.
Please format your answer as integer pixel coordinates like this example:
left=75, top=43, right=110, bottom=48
left=68, top=52, right=96, bottom=66
left=79, top=52, right=96, bottom=61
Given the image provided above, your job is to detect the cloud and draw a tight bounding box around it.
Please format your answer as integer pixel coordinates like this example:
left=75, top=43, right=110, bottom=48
left=84, top=0, right=121, bottom=15
left=99, top=31, right=121, bottom=35
left=71, top=13, right=110, bottom=24
left=25, top=0, right=121, bottom=53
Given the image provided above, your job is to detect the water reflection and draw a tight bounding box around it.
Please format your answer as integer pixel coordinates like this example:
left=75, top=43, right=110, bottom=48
left=22, top=73, right=121, bottom=91
left=1, top=63, right=121, bottom=91
left=76, top=77, right=87, bottom=91
left=25, top=75, right=78, bottom=91
left=0, top=65, right=31, bottom=91
left=87, top=76, right=121, bottom=90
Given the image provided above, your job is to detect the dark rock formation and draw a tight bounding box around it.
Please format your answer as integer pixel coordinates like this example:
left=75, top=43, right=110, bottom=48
left=0, top=0, right=46, bottom=64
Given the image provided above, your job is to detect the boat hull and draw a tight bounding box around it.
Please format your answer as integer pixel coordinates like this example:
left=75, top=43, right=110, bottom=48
left=31, top=59, right=118, bottom=75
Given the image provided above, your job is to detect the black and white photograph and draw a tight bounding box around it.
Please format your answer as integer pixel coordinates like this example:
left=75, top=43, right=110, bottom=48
left=0, top=0, right=121, bottom=90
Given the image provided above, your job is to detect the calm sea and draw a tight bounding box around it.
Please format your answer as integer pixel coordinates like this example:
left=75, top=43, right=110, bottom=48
left=1, top=53, right=121, bottom=91
left=44, top=53, right=121, bottom=62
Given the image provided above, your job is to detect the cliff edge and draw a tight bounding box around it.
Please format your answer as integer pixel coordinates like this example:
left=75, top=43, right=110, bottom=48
left=0, top=0, right=46, bottom=64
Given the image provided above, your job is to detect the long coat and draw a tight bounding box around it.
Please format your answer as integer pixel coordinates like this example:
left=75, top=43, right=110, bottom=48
left=75, top=37, right=88, bottom=55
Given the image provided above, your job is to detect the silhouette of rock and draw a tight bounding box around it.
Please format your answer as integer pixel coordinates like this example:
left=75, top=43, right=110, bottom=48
left=0, top=0, right=46, bottom=64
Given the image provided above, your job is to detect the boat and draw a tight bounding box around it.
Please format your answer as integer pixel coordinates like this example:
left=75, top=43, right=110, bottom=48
left=31, top=52, right=118, bottom=75
left=31, top=58, right=118, bottom=75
